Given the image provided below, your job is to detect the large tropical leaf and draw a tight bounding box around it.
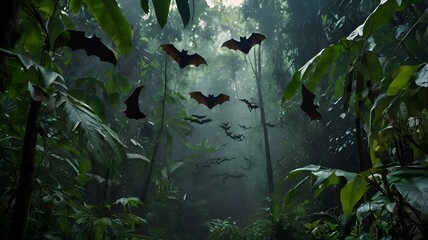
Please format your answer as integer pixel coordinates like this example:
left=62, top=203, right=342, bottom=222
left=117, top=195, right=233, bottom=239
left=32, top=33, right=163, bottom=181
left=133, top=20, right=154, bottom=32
left=55, top=92, right=126, bottom=168
left=82, top=0, right=132, bottom=55
left=176, top=0, right=190, bottom=28
left=153, top=0, right=171, bottom=28
left=340, top=176, right=368, bottom=216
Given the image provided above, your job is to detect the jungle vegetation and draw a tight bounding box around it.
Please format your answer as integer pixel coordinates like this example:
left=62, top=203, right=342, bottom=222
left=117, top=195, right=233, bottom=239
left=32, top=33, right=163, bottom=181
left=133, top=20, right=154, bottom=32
left=1, top=0, right=428, bottom=239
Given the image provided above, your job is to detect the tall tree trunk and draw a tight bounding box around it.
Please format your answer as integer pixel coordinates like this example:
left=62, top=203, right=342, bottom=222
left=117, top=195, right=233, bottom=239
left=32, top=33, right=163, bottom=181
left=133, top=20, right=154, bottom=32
left=254, top=47, right=274, bottom=195
left=9, top=100, right=41, bottom=240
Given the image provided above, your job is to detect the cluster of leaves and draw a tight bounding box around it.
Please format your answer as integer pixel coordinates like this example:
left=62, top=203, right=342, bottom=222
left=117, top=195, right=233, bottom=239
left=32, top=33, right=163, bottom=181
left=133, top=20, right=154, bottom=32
left=280, top=0, right=428, bottom=238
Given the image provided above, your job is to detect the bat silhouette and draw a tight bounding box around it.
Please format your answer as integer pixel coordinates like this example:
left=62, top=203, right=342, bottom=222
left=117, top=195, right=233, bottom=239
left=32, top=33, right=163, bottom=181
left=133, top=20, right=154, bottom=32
left=160, top=44, right=207, bottom=68
left=124, top=86, right=147, bottom=120
left=185, top=117, right=212, bottom=124
left=300, top=84, right=322, bottom=121
left=54, top=30, right=116, bottom=65
left=221, top=33, right=266, bottom=54
left=189, top=92, right=230, bottom=109
left=239, top=98, right=259, bottom=111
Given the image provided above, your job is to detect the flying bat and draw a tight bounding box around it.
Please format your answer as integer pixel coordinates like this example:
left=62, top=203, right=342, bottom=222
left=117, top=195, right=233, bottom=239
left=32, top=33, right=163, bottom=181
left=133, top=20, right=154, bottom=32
left=300, top=84, right=322, bottom=121
left=239, top=98, right=259, bottom=111
left=124, top=86, right=147, bottom=120
left=221, top=33, right=266, bottom=54
left=189, top=92, right=230, bottom=109
left=160, top=44, right=207, bottom=68
left=54, top=30, right=116, bottom=65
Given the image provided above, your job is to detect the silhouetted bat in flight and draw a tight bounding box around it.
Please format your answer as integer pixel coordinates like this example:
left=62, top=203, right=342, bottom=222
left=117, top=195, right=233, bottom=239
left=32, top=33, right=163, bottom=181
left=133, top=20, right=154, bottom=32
left=221, top=33, right=266, bottom=54
left=239, top=98, right=259, bottom=111
left=124, top=86, right=147, bottom=120
left=184, top=115, right=212, bottom=124
left=189, top=92, right=230, bottom=109
left=54, top=30, right=116, bottom=65
left=160, top=44, right=207, bottom=68
left=300, top=84, right=322, bottom=121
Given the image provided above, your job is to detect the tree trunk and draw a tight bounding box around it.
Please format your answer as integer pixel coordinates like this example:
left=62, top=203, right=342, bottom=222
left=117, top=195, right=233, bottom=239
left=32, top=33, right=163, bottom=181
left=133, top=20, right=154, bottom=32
left=254, top=47, right=274, bottom=195
left=9, top=100, right=41, bottom=240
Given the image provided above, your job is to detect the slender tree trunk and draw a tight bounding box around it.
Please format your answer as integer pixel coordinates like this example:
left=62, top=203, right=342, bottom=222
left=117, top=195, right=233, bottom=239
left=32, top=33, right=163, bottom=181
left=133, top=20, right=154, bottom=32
left=9, top=100, right=41, bottom=240
left=141, top=62, right=168, bottom=206
left=254, top=47, right=274, bottom=194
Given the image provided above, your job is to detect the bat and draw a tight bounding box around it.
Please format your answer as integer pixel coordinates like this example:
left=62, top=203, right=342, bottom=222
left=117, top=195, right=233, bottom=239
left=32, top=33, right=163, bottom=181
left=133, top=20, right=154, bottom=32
left=300, top=84, right=322, bottom=121
left=239, top=98, right=259, bottom=111
left=160, top=44, right=207, bottom=68
left=54, top=30, right=116, bottom=65
left=221, top=33, right=266, bottom=54
left=189, top=92, right=230, bottom=109
left=184, top=115, right=212, bottom=124
left=123, top=86, right=147, bottom=120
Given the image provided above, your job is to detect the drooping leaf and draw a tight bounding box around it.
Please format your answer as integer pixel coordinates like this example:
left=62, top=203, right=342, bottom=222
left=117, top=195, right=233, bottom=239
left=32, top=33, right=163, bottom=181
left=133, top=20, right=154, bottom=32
left=387, top=65, right=420, bottom=95
left=54, top=30, right=117, bottom=65
left=176, top=0, right=190, bottom=28
left=340, top=176, right=368, bottom=216
left=288, top=164, right=322, bottom=179
left=82, top=0, right=132, bottom=55
left=153, top=0, right=171, bottom=28
left=56, top=92, right=126, bottom=168
left=126, top=153, right=150, bottom=163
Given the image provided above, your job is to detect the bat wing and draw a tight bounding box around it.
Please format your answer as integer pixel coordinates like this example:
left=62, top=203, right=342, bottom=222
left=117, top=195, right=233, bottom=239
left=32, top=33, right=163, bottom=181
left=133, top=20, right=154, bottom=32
left=214, top=94, right=230, bottom=106
left=124, top=86, right=147, bottom=120
left=187, top=53, right=207, bottom=67
left=221, top=39, right=241, bottom=51
left=190, top=91, right=208, bottom=105
left=248, top=33, right=267, bottom=48
left=160, top=44, right=182, bottom=63
left=54, top=30, right=116, bottom=65
left=300, top=84, right=322, bottom=121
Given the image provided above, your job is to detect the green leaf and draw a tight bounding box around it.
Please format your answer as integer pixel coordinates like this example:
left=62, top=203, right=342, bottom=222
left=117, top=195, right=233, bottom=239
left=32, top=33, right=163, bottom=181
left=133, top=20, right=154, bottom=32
left=414, top=64, right=428, bottom=87
left=347, top=0, right=414, bottom=40
left=340, top=176, right=368, bottom=216
left=113, top=197, right=143, bottom=207
left=176, top=0, right=190, bottom=28
left=387, top=65, right=420, bottom=95
left=140, top=0, right=149, bottom=13
left=153, top=0, right=171, bottom=28
left=57, top=92, right=126, bottom=167
left=69, top=0, right=83, bottom=13
left=282, top=71, right=301, bottom=103
left=393, top=177, right=428, bottom=213
left=82, top=0, right=132, bottom=55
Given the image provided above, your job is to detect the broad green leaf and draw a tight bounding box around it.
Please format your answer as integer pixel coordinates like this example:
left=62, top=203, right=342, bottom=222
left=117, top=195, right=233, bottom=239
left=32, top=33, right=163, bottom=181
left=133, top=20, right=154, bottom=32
left=83, top=0, right=132, bottom=55
left=284, top=176, right=309, bottom=205
left=340, top=176, right=368, bottom=216
left=283, top=43, right=344, bottom=102
left=282, top=71, right=300, bottom=103
left=347, top=0, right=414, bottom=40
left=140, top=0, right=149, bottom=13
left=114, top=197, right=143, bottom=207
left=176, top=0, right=190, bottom=28
left=69, top=0, right=83, bottom=13
left=57, top=92, right=126, bottom=167
left=153, top=0, right=171, bottom=28
left=312, top=169, right=335, bottom=187
left=393, top=177, right=428, bottom=213
left=414, top=64, right=428, bottom=87
left=387, top=65, right=420, bottom=95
